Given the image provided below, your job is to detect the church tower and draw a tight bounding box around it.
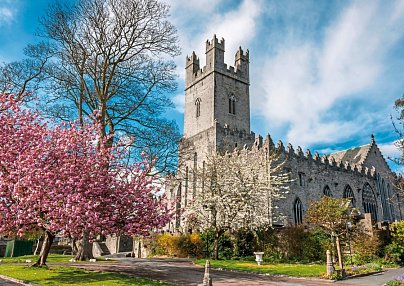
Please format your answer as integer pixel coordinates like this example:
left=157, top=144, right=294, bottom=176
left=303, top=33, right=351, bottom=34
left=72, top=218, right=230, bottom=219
left=183, top=35, right=254, bottom=163
left=172, top=36, right=255, bottom=230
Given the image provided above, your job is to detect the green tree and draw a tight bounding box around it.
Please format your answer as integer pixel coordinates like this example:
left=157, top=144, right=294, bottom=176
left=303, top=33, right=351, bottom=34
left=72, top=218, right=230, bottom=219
left=305, top=196, right=356, bottom=269
left=385, top=221, right=404, bottom=264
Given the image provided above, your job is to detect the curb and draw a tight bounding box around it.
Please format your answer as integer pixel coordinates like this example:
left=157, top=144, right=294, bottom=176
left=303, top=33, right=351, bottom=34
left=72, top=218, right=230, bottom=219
left=339, top=270, right=384, bottom=280
left=193, top=264, right=328, bottom=283
left=0, top=274, right=39, bottom=286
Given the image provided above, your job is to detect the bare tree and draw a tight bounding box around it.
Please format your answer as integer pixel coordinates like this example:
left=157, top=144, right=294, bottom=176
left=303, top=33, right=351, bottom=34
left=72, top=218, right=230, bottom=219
left=0, top=43, right=52, bottom=100
left=7, top=0, right=181, bottom=172
left=184, top=145, right=289, bottom=260
left=391, top=95, right=404, bottom=198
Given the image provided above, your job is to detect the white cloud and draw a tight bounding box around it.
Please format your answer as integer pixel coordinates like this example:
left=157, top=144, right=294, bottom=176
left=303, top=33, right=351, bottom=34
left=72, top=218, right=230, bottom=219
left=254, top=0, right=404, bottom=148
left=172, top=93, right=185, bottom=113
left=170, top=0, right=263, bottom=80
left=168, top=0, right=221, bottom=14
left=0, top=7, right=14, bottom=25
left=0, top=0, right=18, bottom=27
left=379, top=140, right=401, bottom=160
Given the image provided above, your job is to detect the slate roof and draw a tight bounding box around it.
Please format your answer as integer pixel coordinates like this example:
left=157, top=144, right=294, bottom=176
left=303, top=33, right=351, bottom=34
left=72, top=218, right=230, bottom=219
left=329, top=144, right=371, bottom=167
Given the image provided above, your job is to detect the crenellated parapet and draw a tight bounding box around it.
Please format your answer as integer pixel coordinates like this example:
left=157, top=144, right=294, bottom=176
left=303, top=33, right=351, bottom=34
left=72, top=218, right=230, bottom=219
left=205, top=34, right=225, bottom=53
left=229, top=132, right=378, bottom=180
left=185, top=35, right=250, bottom=88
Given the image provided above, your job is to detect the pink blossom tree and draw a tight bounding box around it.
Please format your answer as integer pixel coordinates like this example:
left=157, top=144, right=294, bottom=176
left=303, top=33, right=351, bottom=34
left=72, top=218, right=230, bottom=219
left=0, top=93, right=170, bottom=266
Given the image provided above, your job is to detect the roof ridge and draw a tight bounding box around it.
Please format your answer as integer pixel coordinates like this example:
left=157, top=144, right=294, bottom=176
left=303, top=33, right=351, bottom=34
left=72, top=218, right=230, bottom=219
left=328, top=143, right=371, bottom=156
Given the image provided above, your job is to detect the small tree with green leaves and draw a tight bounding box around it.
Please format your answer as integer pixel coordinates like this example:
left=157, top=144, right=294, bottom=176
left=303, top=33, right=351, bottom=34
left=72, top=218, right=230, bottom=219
left=305, top=196, right=356, bottom=269
left=385, top=221, right=404, bottom=264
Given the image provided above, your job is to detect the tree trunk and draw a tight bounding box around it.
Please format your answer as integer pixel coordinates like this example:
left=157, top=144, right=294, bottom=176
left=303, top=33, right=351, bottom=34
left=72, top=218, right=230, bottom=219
left=335, top=236, right=343, bottom=270
left=32, top=230, right=55, bottom=267
left=213, top=233, right=219, bottom=260
left=213, top=230, right=224, bottom=260
left=71, top=237, right=78, bottom=255
left=74, top=232, right=94, bottom=261
left=33, top=236, right=43, bottom=256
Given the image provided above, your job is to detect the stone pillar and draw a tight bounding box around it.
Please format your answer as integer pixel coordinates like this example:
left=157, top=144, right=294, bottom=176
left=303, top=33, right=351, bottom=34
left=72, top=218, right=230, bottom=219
left=326, top=250, right=334, bottom=276
left=200, top=260, right=213, bottom=286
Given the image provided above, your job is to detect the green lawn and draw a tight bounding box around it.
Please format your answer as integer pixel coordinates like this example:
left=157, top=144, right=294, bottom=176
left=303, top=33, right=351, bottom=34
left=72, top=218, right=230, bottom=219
left=194, top=259, right=325, bottom=277
left=0, top=264, right=172, bottom=286
left=0, top=254, right=109, bottom=263
left=0, top=254, right=74, bottom=263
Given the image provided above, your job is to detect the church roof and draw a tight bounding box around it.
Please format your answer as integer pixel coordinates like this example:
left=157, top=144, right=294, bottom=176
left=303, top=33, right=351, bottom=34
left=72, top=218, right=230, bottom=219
left=329, top=144, right=371, bottom=167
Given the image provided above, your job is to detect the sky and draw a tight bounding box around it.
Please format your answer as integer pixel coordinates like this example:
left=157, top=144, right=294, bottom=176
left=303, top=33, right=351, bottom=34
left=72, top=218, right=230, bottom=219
left=0, top=0, right=403, bottom=168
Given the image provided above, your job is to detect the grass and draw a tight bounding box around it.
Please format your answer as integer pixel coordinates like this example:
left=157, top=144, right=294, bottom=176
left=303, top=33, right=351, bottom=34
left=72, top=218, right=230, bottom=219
left=194, top=259, right=325, bottom=277
left=0, top=264, right=173, bottom=286
left=0, top=254, right=110, bottom=263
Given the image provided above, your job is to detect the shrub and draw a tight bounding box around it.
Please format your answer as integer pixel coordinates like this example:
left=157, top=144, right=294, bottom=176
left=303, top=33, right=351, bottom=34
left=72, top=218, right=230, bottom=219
left=218, top=233, right=233, bottom=259
left=386, top=280, right=403, bottom=286
left=385, top=221, right=404, bottom=265
left=154, top=233, right=177, bottom=256
left=386, top=274, right=404, bottom=286
left=254, top=227, right=281, bottom=260
left=151, top=233, right=203, bottom=258
left=384, top=242, right=404, bottom=264
left=233, top=228, right=254, bottom=257
left=175, top=233, right=203, bottom=258
left=352, top=233, right=383, bottom=265
left=276, top=226, right=328, bottom=262
left=363, top=262, right=382, bottom=271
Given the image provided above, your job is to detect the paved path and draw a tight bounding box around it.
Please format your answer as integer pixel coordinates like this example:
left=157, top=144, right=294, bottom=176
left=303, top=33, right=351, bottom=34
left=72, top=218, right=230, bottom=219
left=0, top=276, right=26, bottom=286
left=335, top=267, right=404, bottom=286
left=3, top=258, right=402, bottom=286
left=52, top=258, right=335, bottom=286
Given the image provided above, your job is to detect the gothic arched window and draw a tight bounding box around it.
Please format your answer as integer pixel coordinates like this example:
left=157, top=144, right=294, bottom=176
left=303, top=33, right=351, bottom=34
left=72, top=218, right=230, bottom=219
left=195, top=98, right=201, bottom=118
left=193, top=153, right=197, bottom=199
left=362, top=183, right=378, bottom=221
left=228, top=95, right=236, bottom=115
left=323, top=185, right=331, bottom=197
left=293, top=197, right=303, bottom=225
left=377, top=173, right=393, bottom=221
left=387, top=183, right=395, bottom=221
left=343, top=185, right=356, bottom=207
left=185, top=166, right=189, bottom=207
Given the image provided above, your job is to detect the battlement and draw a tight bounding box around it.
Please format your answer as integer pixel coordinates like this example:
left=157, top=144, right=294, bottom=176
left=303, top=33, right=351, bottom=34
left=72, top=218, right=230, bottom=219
left=216, top=122, right=255, bottom=149
left=233, top=132, right=378, bottom=180
left=206, top=34, right=225, bottom=52
left=186, top=51, right=199, bottom=68
left=185, top=35, right=249, bottom=88
left=235, top=46, right=249, bottom=63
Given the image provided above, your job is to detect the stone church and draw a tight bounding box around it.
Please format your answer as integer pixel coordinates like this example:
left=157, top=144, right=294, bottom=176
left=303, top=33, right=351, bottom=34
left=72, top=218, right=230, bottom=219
left=166, top=35, right=403, bottom=232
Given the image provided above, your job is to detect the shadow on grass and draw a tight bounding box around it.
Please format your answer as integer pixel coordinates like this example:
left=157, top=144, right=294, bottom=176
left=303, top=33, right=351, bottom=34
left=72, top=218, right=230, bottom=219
left=0, top=265, right=171, bottom=286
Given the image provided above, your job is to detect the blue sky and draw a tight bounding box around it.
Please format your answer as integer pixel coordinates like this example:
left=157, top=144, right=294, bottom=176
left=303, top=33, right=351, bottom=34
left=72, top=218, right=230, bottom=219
left=1, top=0, right=404, bottom=165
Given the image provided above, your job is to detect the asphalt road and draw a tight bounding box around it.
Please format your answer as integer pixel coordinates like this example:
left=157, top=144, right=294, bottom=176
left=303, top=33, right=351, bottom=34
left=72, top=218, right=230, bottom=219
left=4, top=257, right=400, bottom=286
left=335, top=267, right=404, bottom=285
left=51, top=258, right=340, bottom=286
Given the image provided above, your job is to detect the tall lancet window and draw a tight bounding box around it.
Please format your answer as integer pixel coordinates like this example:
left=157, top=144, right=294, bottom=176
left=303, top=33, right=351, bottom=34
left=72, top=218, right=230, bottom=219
left=343, top=185, right=356, bottom=207
left=195, top=98, right=201, bottom=118
left=362, top=183, right=378, bottom=221
left=228, top=95, right=236, bottom=115
left=323, top=185, right=331, bottom=197
left=293, top=197, right=303, bottom=225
